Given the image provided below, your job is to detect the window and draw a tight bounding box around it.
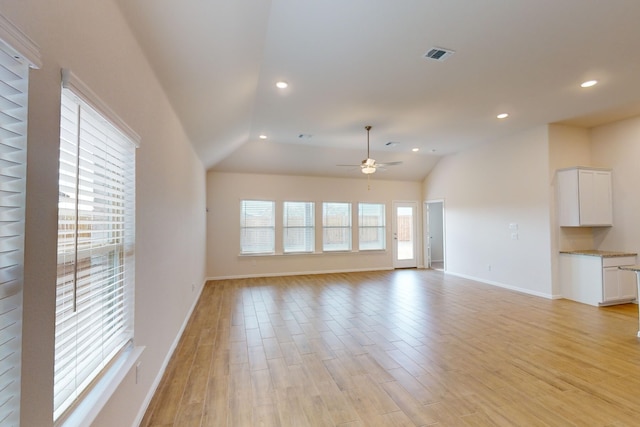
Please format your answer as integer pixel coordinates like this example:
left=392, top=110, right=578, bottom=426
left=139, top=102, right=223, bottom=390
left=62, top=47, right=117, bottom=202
left=323, top=202, right=351, bottom=251
left=0, top=15, right=40, bottom=426
left=54, top=71, right=138, bottom=421
left=359, top=203, right=386, bottom=250
left=240, top=200, right=275, bottom=254
left=283, top=201, right=315, bottom=253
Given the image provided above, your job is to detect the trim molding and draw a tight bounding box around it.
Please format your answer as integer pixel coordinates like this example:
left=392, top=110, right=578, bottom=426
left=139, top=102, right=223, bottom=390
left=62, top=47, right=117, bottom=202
left=207, top=266, right=394, bottom=281
left=446, top=271, right=556, bottom=300
left=61, top=69, right=142, bottom=147
left=132, top=279, right=207, bottom=427
left=0, top=12, right=41, bottom=68
left=61, top=345, right=144, bottom=427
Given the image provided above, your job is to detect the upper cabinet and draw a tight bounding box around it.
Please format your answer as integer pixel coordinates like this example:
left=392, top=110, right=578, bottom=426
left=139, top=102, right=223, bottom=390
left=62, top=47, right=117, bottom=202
left=557, top=167, right=613, bottom=227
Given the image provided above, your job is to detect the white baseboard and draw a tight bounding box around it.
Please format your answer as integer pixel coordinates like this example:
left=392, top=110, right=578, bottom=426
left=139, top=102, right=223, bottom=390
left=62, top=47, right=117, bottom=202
left=207, top=266, right=394, bottom=281
left=446, top=271, right=556, bottom=300
left=132, top=279, right=206, bottom=427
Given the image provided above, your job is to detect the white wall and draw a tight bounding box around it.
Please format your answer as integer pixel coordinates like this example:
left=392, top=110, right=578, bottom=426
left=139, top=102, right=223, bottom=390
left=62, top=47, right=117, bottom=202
left=426, top=201, right=444, bottom=262
left=207, top=172, right=422, bottom=279
left=0, top=2, right=207, bottom=426
left=423, top=126, right=554, bottom=298
left=548, top=124, right=594, bottom=252
left=590, top=116, right=640, bottom=255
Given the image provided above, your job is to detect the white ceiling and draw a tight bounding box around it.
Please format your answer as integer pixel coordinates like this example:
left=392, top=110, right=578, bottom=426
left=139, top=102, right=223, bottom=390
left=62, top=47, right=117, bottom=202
left=115, top=0, right=640, bottom=181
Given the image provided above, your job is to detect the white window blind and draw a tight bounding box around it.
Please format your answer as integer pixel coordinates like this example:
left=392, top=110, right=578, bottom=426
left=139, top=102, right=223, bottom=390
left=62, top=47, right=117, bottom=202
left=283, top=201, right=314, bottom=253
left=322, top=202, right=351, bottom=252
left=240, top=200, right=275, bottom=254
left=54, top=82, right=137, bottom=421
left=359, top=203, right=386, bottom=250
left=0, top=38, right=34, bottom=427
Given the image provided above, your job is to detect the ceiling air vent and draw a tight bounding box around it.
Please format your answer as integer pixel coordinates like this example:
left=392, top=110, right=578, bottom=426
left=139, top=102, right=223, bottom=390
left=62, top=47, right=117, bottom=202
left=424, top=47, right=455, bottom=61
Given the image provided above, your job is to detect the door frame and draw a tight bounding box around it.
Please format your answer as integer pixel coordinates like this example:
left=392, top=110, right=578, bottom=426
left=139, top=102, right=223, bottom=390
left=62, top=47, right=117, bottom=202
left=424, top=199, right=445, bottom=270
left=392, top=201, right=418, bottom=269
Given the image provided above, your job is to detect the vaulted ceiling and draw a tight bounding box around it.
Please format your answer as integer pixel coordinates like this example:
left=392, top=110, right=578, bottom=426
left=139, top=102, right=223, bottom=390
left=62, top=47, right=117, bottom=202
left=115, top=0, right=640, bottom=181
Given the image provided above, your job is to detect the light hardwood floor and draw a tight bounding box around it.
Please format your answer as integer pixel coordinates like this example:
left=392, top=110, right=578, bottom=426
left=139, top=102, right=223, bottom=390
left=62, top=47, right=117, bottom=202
left=141, top=269, right=640, bottom=426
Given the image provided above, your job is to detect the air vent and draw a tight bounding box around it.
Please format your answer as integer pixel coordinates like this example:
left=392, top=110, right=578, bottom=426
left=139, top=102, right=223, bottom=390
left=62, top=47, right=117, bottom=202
left=424, top=47, right=455, bottom=61
left=385, top=141, right=399, bottom=147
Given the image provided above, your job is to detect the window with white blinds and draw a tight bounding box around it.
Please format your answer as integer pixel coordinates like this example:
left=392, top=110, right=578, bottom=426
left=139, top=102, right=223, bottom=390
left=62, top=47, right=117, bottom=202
left=0, top=35, right=36, bottom=426
left=283, top=201, right=315, bottom=253
left=54, top=80, right=137, bottom=421
left=322, top=202, right=351, bottom=252
left=359, top=203, right=386, bottom=250
left=240, top=200, right=275, bottom=254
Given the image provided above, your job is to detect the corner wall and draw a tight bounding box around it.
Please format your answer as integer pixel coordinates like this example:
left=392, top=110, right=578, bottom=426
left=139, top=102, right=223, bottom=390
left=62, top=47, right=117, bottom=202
left=1, top=2, right=207, bottom=426
left=590, top=116, right=640, bottom=255
left=423, top=126, right=554, bottom=298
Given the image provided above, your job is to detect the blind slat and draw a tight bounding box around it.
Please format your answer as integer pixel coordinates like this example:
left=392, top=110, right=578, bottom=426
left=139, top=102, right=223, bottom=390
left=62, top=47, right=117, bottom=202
left=0, top=31, right=29, bottom=427
left=322, top=202, right=352, bottom=252
left=240, top=200, right=275, bottom=254
left=54, top=83, right=136, bottom=421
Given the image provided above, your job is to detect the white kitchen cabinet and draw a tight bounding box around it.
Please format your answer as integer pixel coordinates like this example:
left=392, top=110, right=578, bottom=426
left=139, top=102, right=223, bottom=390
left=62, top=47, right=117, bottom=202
left=557, top=167, right=612, bottom=226
left=560, top=252, right=637, bottom=306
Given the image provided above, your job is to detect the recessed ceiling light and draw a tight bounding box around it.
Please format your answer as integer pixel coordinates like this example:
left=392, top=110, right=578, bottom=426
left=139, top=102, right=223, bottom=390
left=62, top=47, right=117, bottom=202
left=581, top=80, right=598, bottom=88
left=259, top=134, right=267, bottom=140
left=497, top=113, right=509, bottom=119
left=276, top=81, right=288, bottom=89
left=412, top=148, right=420, bottom=152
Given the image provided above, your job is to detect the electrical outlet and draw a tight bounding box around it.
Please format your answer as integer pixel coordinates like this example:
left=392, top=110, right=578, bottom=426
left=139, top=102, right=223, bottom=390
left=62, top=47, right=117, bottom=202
left=191, top=283, right=195, bottom=292
left=488, top=264, right=492, bottom=271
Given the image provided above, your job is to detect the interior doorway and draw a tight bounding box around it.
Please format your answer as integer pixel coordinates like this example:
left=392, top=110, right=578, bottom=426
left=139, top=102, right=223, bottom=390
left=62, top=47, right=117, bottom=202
left=425, top=200, right=445, bottom=270
left=392, top=201, right=418, bottom=268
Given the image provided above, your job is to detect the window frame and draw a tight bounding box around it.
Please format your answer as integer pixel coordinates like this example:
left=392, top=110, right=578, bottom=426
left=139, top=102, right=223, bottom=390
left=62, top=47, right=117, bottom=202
left=283, top=201, right=315, bottom=254
left=358, top=202, right=386, bottom=251
left=54, top=70, right=139, bottom=424
left=322, top=201, right=352, bottom=252
left=240, top=199, right=276, bottom=255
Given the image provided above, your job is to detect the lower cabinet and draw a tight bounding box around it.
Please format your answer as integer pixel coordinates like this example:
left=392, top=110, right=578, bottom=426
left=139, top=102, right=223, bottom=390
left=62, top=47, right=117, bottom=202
left=560, top=254, right=637, bottom=306
left=603, top=264, right=637, bottom=303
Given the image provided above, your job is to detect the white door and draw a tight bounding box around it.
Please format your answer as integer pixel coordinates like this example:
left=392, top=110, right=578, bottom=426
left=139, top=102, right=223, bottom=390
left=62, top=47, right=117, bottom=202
left=393, top=201, right=417, bottom=268
left=425, top=201, right=445, bottom=270
left=425, top=204, right=431, bottom=268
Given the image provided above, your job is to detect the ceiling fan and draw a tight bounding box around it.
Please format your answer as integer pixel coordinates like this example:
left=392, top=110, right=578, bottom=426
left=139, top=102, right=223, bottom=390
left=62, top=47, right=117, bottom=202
left=338, top=125, right=402, bottom=174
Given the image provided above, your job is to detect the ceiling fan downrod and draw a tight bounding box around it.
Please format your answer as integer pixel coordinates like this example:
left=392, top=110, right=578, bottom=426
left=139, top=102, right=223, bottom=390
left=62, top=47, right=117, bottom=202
left=365, top=125, right=372, bottom=159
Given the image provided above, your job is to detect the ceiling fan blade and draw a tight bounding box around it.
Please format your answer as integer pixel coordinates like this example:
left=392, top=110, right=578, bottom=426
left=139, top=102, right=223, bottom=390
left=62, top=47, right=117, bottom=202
left=336, top=164, right=362, bottom=167
left=376, top=161, right=403, bottom=167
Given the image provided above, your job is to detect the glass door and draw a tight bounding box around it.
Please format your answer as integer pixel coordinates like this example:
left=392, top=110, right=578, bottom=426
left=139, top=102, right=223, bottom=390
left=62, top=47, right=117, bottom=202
left=393, top=201, right=417, bottom=268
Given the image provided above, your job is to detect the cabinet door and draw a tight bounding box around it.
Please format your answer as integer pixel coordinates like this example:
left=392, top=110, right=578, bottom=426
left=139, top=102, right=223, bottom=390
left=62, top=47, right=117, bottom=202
left=557, top=169, right=581, bottom=226
left=578, top=170, right=612, bottom=226
left=618, top=269, right=638, bottom=301
left=602, top=266, right=619, bottom=302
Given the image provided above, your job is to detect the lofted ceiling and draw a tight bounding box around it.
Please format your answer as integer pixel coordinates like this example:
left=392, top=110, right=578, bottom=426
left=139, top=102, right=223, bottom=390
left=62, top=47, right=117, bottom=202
left=115, top=0, right=640, bottom=181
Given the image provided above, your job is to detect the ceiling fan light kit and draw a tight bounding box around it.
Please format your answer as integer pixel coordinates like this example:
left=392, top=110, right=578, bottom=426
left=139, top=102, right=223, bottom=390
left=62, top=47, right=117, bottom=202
left=361, top=165, right=376, bottom=174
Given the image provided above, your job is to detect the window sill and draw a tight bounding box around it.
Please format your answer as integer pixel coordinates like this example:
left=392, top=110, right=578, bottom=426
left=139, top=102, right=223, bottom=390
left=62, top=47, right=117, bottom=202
left=239, top=250, right=387, bottom=257
left=58, top=345, right=145, bottom=427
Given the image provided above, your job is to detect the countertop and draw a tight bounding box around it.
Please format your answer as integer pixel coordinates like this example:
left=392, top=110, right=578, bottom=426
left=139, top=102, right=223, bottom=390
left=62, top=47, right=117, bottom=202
left=619, top=265, right=640, bottom=272
left=559, top=250, right=638, bottom=258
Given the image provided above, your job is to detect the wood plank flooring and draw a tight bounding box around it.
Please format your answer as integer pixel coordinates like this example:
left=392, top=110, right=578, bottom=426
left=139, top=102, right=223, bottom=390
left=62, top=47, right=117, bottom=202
left=140, top=269, right=640, bottom=426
